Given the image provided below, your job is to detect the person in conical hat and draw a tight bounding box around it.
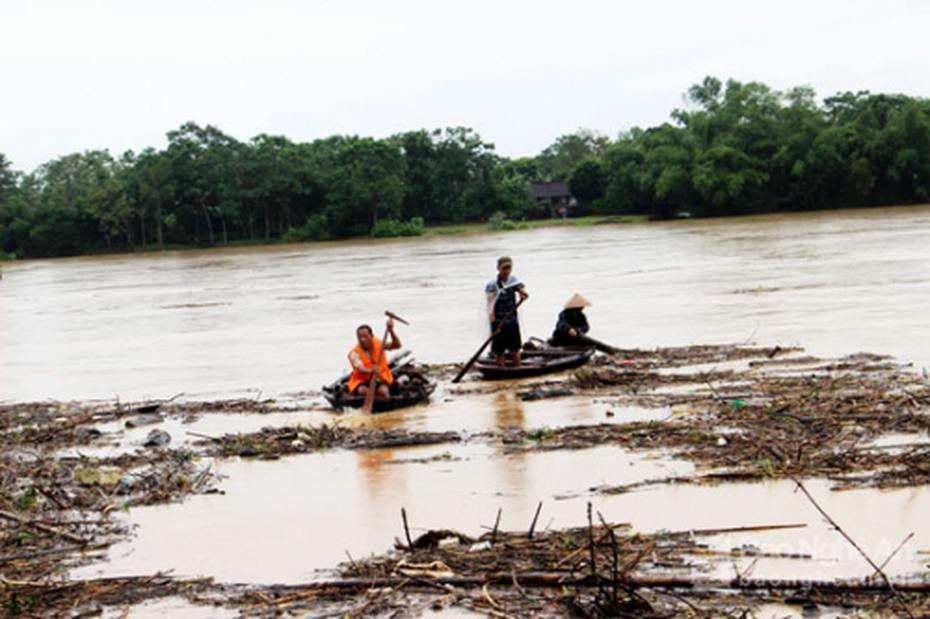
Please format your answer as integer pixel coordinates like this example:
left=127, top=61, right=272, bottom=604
left=550, top=293, right=617, bottom=353
left=563, top=293, right=591, bottom=310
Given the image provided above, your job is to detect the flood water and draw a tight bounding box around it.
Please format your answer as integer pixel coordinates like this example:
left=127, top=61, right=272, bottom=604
left=3, top=205, right=930, bottom=403
left=4, top=206, right=930, bottom=614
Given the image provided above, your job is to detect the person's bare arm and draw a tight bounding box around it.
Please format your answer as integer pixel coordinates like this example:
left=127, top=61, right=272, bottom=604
left=487, top=290, right=498, bottom=323
left=385, top=317, right=402, bottom=350
left=348, top=350, right=366, bottom=371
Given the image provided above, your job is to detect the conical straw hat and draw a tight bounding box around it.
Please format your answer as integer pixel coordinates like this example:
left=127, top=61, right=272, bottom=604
left=564, top=293, right=592, bottom=309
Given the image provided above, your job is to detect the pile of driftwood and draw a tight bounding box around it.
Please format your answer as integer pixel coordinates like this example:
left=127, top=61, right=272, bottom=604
left=0, top=401, right=217, bottom=585
left=102, top=504, right=927, bottom=618
left=1, top=344, right=929, bottom=616
left=564, top=347, right=930, bottom=490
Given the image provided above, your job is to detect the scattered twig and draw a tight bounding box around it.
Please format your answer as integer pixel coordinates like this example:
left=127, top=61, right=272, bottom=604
left=791, top=476, right=915, bottom=619
left=0, top=509, right=89, bottom=545
left=527, top=501, right=542, bottom=539
left=683, top=522, right=807, bottom=536
left=401, top=508, right=413, bottom=550
left=586, top=502, right=596, bottom=577
left=874, top=531, right=915, bottom=576
left=0, top=542, right=110, bottom=563
left=185, top=430, right=221, bottom=442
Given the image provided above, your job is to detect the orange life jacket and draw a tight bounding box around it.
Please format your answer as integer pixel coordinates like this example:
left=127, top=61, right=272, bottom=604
left=347, top=338, right=394, bottom=393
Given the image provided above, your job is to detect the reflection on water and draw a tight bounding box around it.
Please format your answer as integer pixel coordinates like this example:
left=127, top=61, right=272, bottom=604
left=72, top=437, right=929, bottom=587
left=357, top=447, right=404, bottom=500
left=73, top=443, right=692, bottom=584
left=491, top=390, right=525, bottom=428
left=3, top=205, right=930, bottom=403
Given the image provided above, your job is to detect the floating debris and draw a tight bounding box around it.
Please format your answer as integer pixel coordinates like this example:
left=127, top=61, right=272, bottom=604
left=126, top=414, right=165, bottom=428
left=2, top=343, right=929, bottom=616
left=518, top=386, right=575, bottom=401
left=143, top=428, right=171, bottom=447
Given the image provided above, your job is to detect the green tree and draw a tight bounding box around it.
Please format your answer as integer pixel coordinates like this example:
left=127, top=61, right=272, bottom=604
left=32, top=150, right=131, bottom=252
left=0, top=154, right=16, bottom=204
left=536, top=129, right=610, bottom=180
left=767, top=85, right=827, bottom=209
left=166, top=122, right=243, bottom=245
left=490, top=158, right=536, bottom=219
left=395, top=129, right=438, bottom=222
left=84, top=154, right=132, bottom=248
left=671, top=78, right=781, bottom=214
left=126, top=147, right=175, bottom=247
left=691, top=145, right=768, bottom=216
left=322, top=136, right=406, bottom=238
left=803, top=125, right=869, bottom=208
left=568, top=158, right=606, bottom=210
left=393, top=127, right=502, bottom=224
left=239, top=135, right=325, bottom=240
left=634, top=124, right=697, bottom=218
left=599, top=135, right=649, bottom=216
left=432, top=127, right=500, bottom=222
left=0, top=154, right=26, bottom=257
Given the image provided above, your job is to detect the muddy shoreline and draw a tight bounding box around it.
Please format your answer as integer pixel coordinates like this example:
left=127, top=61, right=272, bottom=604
left=2, top=344, right=929, bottom=616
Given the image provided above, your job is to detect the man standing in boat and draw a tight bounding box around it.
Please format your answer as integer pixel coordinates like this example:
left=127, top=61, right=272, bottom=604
left=486, top=256, right=529, bottom=368
left=347, top=316, right=402, bottom=400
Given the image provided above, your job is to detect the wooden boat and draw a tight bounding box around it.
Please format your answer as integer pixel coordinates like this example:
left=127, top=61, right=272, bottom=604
left=322, top=354, right=435, bottom=413
left=472, top=344, right=595, bottom=380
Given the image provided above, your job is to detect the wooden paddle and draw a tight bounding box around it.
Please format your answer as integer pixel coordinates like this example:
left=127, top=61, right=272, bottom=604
left=570, top=333, right=620, bottom=355
left=361, top=311, right=409, bottom=414
left=452, top=296, right=526, bottom=383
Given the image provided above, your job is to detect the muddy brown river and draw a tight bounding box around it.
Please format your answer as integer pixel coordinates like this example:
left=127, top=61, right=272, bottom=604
left=3, top=205, right=930, bottom=617
left=4, top=205, right=930, bottom=403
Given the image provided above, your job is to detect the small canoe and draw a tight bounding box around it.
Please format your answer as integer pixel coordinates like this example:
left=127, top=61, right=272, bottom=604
left=322, top=357, right=435, bottom=413
left=473, top=345, right=595, bottom=380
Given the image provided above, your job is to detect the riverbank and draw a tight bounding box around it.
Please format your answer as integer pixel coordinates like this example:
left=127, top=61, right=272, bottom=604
left=3, top=343, right=928, bottom=616
left=0, top=213, right=649, bottom=263
left=424, top=213, right=647, bottom=236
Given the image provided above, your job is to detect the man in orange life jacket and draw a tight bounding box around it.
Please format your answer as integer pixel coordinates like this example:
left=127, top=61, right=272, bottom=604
left=347, top=316, right=402, bottom=400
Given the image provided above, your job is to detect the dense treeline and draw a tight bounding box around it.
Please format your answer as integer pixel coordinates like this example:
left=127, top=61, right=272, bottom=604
left=577, top=77, right=930, bottom=219
left=2, top=76, right=930, bottom=259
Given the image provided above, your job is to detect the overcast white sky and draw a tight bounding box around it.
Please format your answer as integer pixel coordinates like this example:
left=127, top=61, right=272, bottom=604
left=2, top=0, right=929, bottom=173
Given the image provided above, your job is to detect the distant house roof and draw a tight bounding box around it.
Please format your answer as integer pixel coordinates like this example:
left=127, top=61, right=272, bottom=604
left=530, top=180, right=571, bottom=200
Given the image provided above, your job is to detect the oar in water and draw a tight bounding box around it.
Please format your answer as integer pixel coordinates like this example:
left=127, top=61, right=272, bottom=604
left=572, top=333, right=620, bottom=355
left=452, top=297, right=526, bottom=383
left=362, top=311, right=409, bottom=414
